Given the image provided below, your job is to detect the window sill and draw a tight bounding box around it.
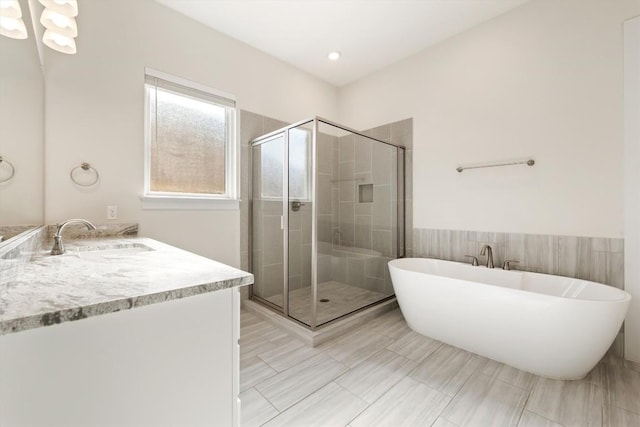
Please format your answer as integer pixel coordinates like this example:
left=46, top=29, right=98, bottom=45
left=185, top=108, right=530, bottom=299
left=141, top=195, right=240, bottom=210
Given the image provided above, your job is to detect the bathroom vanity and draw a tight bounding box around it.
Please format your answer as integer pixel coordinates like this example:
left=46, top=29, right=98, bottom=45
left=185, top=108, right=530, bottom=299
left=0, top=226, right=252, bottom=426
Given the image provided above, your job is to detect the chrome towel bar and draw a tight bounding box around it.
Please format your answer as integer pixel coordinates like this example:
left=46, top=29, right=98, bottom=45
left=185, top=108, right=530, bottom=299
left=456, top=159, right=535, bottom=173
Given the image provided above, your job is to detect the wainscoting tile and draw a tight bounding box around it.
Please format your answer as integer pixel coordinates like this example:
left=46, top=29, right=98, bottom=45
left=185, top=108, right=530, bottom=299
left=336, top=349, right=417, bottom=404
left=607, top=252, right=625, bottom=289
left=440, top=373, right=528, bottom=427
left=350, top=376, right=451, bottom=427
left=523, top=234, right=558, bottom=275
left=517, top=410, right=563, bottom=427
left=410, top=344, right=487, bottom=396
left=240, top=388, right=279, bottom=427
left=603, top=404, right=640, bottom=427
left=255, top=353, right=348, bottom=411
left=505, top=233, right=526, bottom=268
left=387, top=330, right=443, bottom=361
left=526, top=377, right=603, bottom=427
left=262, top=382, right=367, bottom=427
left=481, top=359, right=535, bottom=391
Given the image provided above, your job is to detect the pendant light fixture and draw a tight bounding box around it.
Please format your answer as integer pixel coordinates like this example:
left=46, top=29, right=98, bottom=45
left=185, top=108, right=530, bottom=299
left=38, top=0, right=78, bottom=54
left=0, top=0, right=28, bottom=39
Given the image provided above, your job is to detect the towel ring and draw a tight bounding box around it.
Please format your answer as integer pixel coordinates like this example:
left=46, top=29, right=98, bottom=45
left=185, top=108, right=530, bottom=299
left=70, top=162, right=99, bottom=186
left=0, top=156, right=16, bottom=183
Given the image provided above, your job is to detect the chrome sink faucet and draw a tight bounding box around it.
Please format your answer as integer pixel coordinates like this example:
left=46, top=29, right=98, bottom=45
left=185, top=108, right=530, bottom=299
left=50, top=219, right=97, bottom=255
left=480, top=244, right=494, bottom=268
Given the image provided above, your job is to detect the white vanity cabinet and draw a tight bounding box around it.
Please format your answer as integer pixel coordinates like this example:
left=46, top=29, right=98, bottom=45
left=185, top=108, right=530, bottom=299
left=0, top=287, right=243, bottom=427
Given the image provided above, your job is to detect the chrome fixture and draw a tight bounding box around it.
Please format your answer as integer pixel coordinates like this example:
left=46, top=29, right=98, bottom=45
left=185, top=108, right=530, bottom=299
left=291, top=200, right=305, bottom=212
left=464, top=255, right=479, bottom=266
left=480, top=245, right=494, bottom=268
left=70, top=162, right=100, bottom=186
left=0, top=155, right=16, bottom=183
left=503, top=260, right=519, bottom=270
left=50, top=219, right=96, bottom=255
left=456, top=158, right=535, bottom=173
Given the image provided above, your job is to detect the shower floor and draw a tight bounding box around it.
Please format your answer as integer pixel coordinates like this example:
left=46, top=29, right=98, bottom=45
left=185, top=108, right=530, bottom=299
left=264, top=281, right=389, bottom=326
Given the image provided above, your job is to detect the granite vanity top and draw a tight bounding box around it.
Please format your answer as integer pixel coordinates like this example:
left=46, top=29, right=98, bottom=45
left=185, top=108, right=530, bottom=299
left=0, top=236, right=253, bottom=335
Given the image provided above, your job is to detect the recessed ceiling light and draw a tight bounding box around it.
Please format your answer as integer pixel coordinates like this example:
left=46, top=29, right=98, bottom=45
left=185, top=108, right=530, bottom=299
left=328, top=51, right=341, bottom=61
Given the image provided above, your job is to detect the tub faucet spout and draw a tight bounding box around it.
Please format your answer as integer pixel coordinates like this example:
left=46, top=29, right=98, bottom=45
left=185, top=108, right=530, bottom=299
left=480, top=245, right=494, bottom=268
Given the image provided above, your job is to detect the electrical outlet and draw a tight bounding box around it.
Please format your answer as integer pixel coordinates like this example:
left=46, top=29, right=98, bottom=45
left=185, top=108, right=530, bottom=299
left=107, top=205, right=118, bottom=220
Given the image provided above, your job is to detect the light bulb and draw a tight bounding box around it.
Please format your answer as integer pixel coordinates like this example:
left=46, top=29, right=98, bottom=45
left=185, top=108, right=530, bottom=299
left=0, top=15, right=27, bottom=39
left=328, top=51, right=341, bottom=61
left=0, top=0, right=21, bottom=19
left=38, top=0, right=77, bottom=17
left=40, top=8, right=77, bottom=37
left=42, top=28, right=76, bottom=54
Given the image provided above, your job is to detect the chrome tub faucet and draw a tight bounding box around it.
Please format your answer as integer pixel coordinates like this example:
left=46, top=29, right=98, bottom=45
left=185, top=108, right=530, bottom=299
left=480, top=244, right=494, bottom=268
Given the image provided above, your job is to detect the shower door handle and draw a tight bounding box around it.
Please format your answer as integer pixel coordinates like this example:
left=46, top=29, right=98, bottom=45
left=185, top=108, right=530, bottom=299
left=291, top=200, right=305, bottom=212
left=280, top=216, right=284, bottom=230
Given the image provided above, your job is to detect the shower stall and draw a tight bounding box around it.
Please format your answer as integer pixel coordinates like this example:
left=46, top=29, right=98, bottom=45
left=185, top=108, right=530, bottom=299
left=250, top=117, right=405, bottom=329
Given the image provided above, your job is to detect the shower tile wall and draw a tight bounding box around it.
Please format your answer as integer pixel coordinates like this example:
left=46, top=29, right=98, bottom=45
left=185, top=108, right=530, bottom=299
left=413, top=227, right=626, bottom=356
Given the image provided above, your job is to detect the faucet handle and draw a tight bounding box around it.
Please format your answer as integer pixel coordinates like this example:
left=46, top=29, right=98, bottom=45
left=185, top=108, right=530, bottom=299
left=503, top=260, right=519, bottom=270
left=464, top=255, right=479, bottom=266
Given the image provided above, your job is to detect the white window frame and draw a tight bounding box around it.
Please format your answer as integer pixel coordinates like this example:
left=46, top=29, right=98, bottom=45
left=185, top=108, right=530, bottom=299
left=142, top=68, right=238, bottom=210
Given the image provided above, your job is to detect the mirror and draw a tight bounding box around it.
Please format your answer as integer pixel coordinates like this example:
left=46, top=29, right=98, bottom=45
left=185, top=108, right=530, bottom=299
left=0, top=0, right=44, bottom=246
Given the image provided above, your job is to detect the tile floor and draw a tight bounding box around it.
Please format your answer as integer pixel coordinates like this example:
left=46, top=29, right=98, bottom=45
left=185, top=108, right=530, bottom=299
left=264, top=281, right=388, bottom=326
left=240, top=308, right=640, bottom=427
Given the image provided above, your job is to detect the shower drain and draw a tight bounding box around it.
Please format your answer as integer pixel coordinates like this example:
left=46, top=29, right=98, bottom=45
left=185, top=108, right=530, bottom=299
left=319, top=298, right=330, bottom=303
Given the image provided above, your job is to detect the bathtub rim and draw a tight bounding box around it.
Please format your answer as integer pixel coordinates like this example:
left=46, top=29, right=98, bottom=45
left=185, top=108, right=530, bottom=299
left=388, top=257, right=631, bottom=304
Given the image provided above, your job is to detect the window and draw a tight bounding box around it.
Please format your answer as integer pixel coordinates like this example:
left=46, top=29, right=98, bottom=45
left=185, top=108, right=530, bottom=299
left=143, top=69, right=237, bottom=208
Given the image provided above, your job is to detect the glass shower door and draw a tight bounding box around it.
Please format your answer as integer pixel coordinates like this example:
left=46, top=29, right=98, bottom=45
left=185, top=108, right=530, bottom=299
left=251, top=133, right=286, bottom=309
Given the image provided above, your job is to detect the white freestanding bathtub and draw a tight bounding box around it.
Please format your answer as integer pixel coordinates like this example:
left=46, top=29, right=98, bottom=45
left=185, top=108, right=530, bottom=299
left=388, top=258, right=631, bottom=380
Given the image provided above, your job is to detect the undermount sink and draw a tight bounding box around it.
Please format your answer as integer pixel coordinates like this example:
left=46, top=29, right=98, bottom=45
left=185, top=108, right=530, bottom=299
left=72, top=243, right=155, bottom=259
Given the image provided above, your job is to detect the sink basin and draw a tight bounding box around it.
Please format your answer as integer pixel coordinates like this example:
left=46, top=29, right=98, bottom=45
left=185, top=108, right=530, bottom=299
left=73, top=243, right=155, bottom=259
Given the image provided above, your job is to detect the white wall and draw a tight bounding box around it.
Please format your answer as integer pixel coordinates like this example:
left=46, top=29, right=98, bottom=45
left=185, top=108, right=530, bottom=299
left=624, top=15, right=640, bottom=363
left=43, top=0, right=338, bottom=266
left=339, top=0, right=640, bottom=238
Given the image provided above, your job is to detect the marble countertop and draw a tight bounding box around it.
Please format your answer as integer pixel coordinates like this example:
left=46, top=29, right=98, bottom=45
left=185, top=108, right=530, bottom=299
left=0, top=237, right=253, bottom=335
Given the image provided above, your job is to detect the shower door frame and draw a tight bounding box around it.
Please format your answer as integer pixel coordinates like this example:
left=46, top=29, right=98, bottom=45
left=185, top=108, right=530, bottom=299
left=249, top=117, right=406, bottom=331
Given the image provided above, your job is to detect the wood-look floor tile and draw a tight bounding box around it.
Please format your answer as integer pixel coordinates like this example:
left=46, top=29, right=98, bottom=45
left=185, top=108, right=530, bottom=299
left=387, top=330, right=443, bottom=361
left=367, top=309, right=412, bottom=338
left=410, top=344, right=487, bottom=396
left=526, top=377, right=603, bottom=427
left=240, top=387, right=279, bottom=427
left=257, top=336, right=322, bottom=372
left=517, top=410, right=563, bottom=427
left=320, top=328, right=395, bottom=368
left=441, top=373, right=528, bottom=427
left=240, top=356, right=278, bottom=392
left=603, top=404, right=640, bottom=427
left=350, top=376, right=451, bottom=427
left=255, top=353, right=348, bottom=411
left=603, top=363, right=640, bottom=414
left=432, top=418, right=460, bottom=427
left=482, top=359, right=535, bottom=391
left=262, top=382, right=367, bottom=427
left=337, top=349, right=417, bottom=403
left=240, top=320, right=289, bottom=347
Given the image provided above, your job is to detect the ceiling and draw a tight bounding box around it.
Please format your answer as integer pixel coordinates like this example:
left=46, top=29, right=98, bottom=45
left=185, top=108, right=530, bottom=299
left=155, top=0, right=530, bottom=87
